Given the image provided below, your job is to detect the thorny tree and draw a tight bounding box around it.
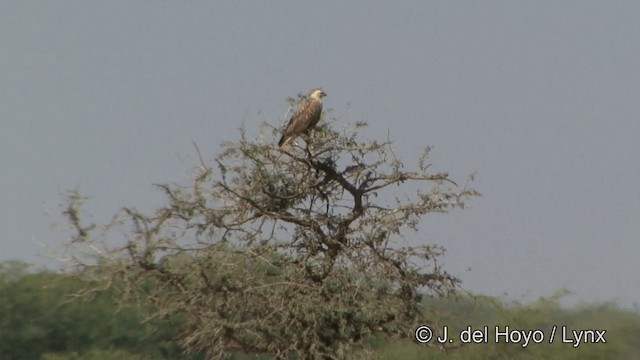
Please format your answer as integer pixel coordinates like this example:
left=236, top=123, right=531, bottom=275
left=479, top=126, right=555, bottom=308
left=63, top=117, right=478, bottom=359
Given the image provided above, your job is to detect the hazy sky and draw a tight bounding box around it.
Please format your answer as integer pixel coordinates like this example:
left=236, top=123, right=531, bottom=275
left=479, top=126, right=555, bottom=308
left=2, top=1, right=639, bottom=308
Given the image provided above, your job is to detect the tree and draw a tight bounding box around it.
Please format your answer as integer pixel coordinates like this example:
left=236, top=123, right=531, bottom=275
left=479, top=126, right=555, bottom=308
left=62, top=116, right=478, bottom=359
left=0, top=261, right=184, bottom=359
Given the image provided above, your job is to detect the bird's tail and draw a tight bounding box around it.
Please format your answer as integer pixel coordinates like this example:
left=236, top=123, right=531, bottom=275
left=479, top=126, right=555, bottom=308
left=278, top=135, right=288, bottom=147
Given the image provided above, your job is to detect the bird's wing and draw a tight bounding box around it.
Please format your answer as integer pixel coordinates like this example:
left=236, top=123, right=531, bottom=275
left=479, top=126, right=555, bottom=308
left=283, top=99, right=322, bottom=138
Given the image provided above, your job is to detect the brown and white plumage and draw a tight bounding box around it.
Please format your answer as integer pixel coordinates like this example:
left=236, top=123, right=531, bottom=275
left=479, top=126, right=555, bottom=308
left=278, top=89, right=327, bottom=147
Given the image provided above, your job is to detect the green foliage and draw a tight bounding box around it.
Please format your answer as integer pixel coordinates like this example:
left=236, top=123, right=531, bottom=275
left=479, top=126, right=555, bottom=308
left=0, top=261, right=186, bottom=359
left=42, top=349, right=155, bottom=360
left=375, top=294, right=640, bottom=359
left=1, top=261, right=638, bottom=359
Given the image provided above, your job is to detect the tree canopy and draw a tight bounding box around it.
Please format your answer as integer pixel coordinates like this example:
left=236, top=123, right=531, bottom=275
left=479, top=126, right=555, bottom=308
left=62, top=119, right=478, bottom=359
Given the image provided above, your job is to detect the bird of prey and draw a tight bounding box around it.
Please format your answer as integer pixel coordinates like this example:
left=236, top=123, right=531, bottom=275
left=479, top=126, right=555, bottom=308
left=278, top=88, right=327, bottom=147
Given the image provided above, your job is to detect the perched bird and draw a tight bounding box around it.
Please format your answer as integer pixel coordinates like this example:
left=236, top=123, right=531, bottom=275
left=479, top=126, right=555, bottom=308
left=278, top=89, right=327, bottom=147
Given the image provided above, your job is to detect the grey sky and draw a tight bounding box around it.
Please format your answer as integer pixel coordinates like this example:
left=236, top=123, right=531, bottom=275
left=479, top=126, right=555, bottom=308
left=1, top=1, right=639, bottom=308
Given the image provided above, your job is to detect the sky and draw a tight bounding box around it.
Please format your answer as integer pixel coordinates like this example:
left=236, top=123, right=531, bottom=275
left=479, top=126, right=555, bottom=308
left=1, top=1, right=639, bottom=309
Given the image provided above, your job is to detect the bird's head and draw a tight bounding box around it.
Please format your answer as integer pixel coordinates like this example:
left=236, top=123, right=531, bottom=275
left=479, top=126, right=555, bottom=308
left=310, top=89, right=327, bottom=99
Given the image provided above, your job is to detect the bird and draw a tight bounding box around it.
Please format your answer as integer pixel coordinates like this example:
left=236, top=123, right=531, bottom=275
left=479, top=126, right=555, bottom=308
left=278, top=88, right=327, bottom=148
